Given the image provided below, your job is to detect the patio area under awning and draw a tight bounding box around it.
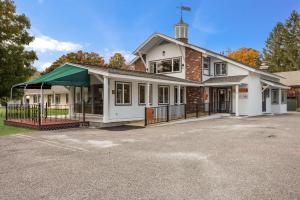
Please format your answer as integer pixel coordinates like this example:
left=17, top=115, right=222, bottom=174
left=13, top=64, right=90, bottom=90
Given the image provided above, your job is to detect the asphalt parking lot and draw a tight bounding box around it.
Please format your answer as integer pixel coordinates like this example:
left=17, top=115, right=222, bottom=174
left=0, top=113, right=300, bottom=200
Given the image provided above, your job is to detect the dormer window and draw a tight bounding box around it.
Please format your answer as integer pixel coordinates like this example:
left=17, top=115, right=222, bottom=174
left=203, top=57, right=211, bottom=76
left=214, top=62, right=227, bottom=76
left=149, top=57, right=181, bottom=74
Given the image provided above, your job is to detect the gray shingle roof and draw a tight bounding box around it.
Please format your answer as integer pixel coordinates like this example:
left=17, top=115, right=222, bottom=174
left=274, top=71, right=300, bottom=87
left=74, top=63, right=202, bottom=85
left=203, top=75, right=247, bottom=84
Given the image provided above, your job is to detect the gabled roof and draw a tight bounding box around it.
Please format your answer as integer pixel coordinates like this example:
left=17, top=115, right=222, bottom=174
left=274, top=71, right=300, bottom=87
left=132, top=33, right=281, bottom=80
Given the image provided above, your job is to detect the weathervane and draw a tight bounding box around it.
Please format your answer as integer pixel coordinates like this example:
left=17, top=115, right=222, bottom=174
left=177, top=5, right=191, bottom=21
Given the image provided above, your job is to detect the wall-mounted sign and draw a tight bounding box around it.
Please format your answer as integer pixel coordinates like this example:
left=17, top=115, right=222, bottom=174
left=239, top=87, right=248, bottom=93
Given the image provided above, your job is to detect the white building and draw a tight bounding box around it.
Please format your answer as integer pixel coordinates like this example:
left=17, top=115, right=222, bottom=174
left=13, top=18, right=289, bottom=127
left=24, top=86, right=69, bottom=108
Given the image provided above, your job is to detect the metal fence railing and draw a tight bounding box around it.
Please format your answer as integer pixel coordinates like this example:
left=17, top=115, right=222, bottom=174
left=4, top=102, right=93, bottom=128
left=145, top=103, right=211, bottom=126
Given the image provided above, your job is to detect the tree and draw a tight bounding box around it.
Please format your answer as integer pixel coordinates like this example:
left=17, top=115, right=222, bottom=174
left=42, top=51, right=106, bottom=75
left=263, top=10, right=300, bottom=72
left=108, top=53, right=126, bottom=69
left=228, top=48, right=261, bottom=68
left=0, top=0, right=37, bottom=102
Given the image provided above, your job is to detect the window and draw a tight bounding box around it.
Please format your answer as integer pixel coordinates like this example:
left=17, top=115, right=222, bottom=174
left=173, top=58, right=181, bottom=72
left=139, top=84, right=146, bottom=105
left=281, top=90, right=287, bottom=104
left=116, top=82, right=131, bottom=105
left=158, top=86, right=169, bottom=104
left=149, top=62, right=156, bottom=73
left=138, top=84, right=153, bottom=105
left=66, top=94, right=69, bottom=104
left=271, top=89, right=279, bottom=104
left=214, top=62, right=227, bottom=76
left=149, top=57, right=181, bottom=74
left=174, top=86, right=184, bottom=104
left=55, top=94, right=61, bottom=104
left=33, top=95, right=38, bottom=103
left=157, top=59, right=172, bottom=73
left=203, top=57, right=211, bottom=75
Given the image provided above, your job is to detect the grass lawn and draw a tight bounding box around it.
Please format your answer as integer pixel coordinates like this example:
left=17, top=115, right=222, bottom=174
left=0, top=107, right=33, bottom=136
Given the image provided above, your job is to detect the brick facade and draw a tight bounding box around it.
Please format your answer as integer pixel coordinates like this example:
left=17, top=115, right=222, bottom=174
left=185, top=47, right=202, bottom=82
left=122, top=58, right=146, bottom=72
left=185, top=47, right=204, bottom=108
left=186, top=87, right=204, bottom=105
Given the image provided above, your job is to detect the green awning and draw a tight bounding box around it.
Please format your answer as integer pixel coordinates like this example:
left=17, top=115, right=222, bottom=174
left=15, top=64, right=90, bottom=89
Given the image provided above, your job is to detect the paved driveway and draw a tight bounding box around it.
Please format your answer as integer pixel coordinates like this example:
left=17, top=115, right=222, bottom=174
left=0, top=113, right=300, bottom=200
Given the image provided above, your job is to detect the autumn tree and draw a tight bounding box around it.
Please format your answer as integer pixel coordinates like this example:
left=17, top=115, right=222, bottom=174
left=228, top=48, right=261, bottom=68
left=0, top=0, right=37, bottom=102
left=108, top=53, right=126, bottom=69
left=42, top=51, right=106, bottom=74
left=263, top=10, right=300, bottom=72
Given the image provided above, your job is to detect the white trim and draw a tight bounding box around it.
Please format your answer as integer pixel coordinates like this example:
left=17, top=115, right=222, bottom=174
left=261, top=79, right=290, bottom=89
left=133, top=33, right=281, bottom=80
left=138, top=52, right=147, bottom=67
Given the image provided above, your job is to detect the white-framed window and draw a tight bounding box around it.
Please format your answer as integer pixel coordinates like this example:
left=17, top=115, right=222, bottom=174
left=158, top=85, right=169, bottom=105
left=149, top=57, right=182, bottom=74
left=138, top=84, right=153, bottom=105
left=174, top=86, right=184, bottom=104
left=33, top=95, right=38, bottom=103
left=115, top=82, right=131, bottom=105
left=55, top=94, right=61, bottom=104
left=203, top=57, right=211, bottom=76
left=271, top=89, right=279, bottom=104
left=214, top=62, right=227, bottom=76
left=281, top=90, right=287, bottom=104
left=149, top=62, right=156, bottom=73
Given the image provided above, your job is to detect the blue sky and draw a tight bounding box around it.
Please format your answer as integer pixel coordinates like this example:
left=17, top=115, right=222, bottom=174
left=15, top=0, right=300, bottom=71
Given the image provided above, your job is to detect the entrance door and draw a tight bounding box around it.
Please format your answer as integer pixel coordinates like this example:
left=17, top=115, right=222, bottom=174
left=92, top=84, right=103, bottom=115
left=262, top=89, right=268, bottom=112
left=218, top=89, right=227, bottom=112
left=210, top=88, right=232, bottom=113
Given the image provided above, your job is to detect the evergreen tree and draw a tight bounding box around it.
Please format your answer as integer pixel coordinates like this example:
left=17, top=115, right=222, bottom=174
left=263, top=10, right=300, bottom=72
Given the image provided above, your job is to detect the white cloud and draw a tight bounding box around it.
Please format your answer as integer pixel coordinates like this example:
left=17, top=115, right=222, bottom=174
left=40, top=62, right=52, bottom=70
left=28, top=35, right=82, bottom=53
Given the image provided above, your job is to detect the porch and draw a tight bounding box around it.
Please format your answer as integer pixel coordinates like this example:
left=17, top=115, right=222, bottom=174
left=7, top=63, right=203, bottom=129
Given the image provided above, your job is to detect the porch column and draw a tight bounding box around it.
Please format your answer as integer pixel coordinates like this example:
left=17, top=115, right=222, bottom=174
left=69, top=86, right=75, bottom=117
left=146, top=82, right=151, bottom=107
left=177, top=85, right=181, bottom=104
left=235, top=84, right=239, bottom=116
left=103, top=76, right=109, bottom=123
left=279, top=88, right=282, bottom=104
